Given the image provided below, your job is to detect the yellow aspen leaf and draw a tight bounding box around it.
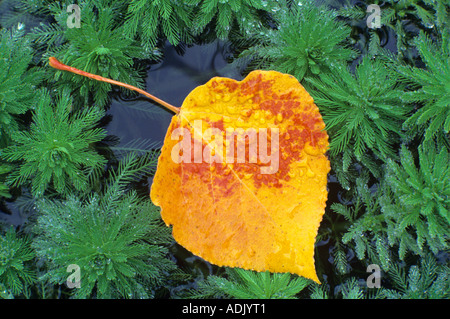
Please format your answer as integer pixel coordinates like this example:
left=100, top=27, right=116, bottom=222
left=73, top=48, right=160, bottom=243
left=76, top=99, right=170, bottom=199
left=151, top=70, right=330, bottom=283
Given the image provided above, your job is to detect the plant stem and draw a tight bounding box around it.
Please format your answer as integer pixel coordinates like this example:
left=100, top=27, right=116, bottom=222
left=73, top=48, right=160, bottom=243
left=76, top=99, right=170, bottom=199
left=48, top=57, right=180, bottom=114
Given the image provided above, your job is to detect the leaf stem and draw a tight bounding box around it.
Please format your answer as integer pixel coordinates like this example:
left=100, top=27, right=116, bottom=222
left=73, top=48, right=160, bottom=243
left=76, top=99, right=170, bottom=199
left=48, top=57, right=180, bottom=114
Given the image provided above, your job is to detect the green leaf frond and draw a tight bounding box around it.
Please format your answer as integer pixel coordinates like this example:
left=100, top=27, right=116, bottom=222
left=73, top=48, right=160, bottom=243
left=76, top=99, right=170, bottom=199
left=308, top=55, right=410, bottom=165
left=32, top=155, right=176, bottom=299
left=381, top=253, right=449, bottom=299
left=381, top=142, right=450, bottom=257
left=0, top=226, right=36, bottom=297
left=1, top=89, right=107, bottom=198
left=185, top=0, right=277, bottom=41
left=329, top=174, right=393, bottom=272
left=0, top=163, right=13, bottom=199
left=336, top=0, right=449, bottom=60
left=395, top=31, right=450, bottom=141
left=123, top=0, right=195, bottom=49
left=329, top=142, right=449, bottom=268
left=235, top=0, right=357, bottom=81
left=309, top=276, right=383, bottom=299
left=101, top=151, right=159, bottom=207
left=0, top=27, right=43, bottom=146
left=32, top=0, right=154, bottom=109
left=109, top=138, right=162, bottom=159
left=187, top=268, right=311, bottom=299
left=309, top=252, right=448, bottom=299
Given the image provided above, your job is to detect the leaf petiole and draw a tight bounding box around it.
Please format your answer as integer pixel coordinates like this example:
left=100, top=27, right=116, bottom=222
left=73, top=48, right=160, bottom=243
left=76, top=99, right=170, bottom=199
left=48, top=57, right=180, bottom=114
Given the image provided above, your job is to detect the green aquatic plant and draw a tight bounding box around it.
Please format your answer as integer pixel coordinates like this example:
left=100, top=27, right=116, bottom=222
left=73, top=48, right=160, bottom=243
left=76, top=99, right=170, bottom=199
left=307, top=55, right=409, bottom=176
left=32, top=1, right=152, bottom=108
left=187, top=0, right=277, bottom=40
left=33, top=153, right=176, bottom=299
left=323, top=142, right=449, bottom=277
left=123, top=0, right=277, bottom=48
left=380, top=142, right=449, bottom=258
left=395, top=31, right=450, bottom=142
left=311, top=277, right=368, bottom=299
left=1, top=89, right=107, bottom=197
left=187, top=268, right=311, bottom=299
left=331, top=143, right=449, bottom=263
left=123, top=0, right=194, bottom=49
left=381, top=253, right=449, bottom=299
left=0, top=27, right=43, bottom=146
left=309, top=253, right=448, bottom=299
left=0, top=227, right=36, bottom=297
left=236, top=0, right=356, bottom=81
left=325, top=174, right=393, bottom=274
left=0, top=164, right=13, bottom=198
left=336, top=0, right=449, bottom=60
left=380, top=0, right=450, bottom=58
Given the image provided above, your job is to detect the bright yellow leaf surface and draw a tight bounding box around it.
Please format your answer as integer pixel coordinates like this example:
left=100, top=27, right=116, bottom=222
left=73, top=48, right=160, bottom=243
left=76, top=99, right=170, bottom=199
left=151, top=70, right=330, bottom=283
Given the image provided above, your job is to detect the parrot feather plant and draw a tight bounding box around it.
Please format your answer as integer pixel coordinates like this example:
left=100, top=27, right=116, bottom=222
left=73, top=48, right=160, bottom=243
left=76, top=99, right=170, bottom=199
left=0, top=227, right=36, bottom=297
left=32, top=153, right=177, bottom=299
left=31, top=0, right=155, bottom=108
left=233, top=0, right=357, bottom=82
left=1, top=89, right=107, bottom=198
left=0, top=27, right=43, bottom=147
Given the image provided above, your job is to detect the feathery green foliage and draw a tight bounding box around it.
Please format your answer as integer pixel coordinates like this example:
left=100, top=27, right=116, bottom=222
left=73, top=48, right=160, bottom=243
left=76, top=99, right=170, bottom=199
left=187, top=0, right=277, bottom=40
left=327, top=141, right=449, bottom=273
left=307, top=56, right=409, bottom=171
left=336, top=0, right=449, bottom=60
left=327, top=175, right=393, bottom=272
left=188, top=268, right=311, bottom=299
left=1, top=89, right=107, bottom=197
left=123, top=0, right=194, bottom=49
left=32, top=154, right=176, bottom=299
left=0, top=27, right=42, bottom=146
left=0, top=227, right=36, bottom=297
left=381, top=253, right=449, bottom=299
left=0, top=164, right=13, bottom=198
left=32, top=1, right=152, bottom=108
left=236, top=0, right=356, bottom=81
left=381, top=142, right=449, bottom=257
left=381, top=0, right=449, bottom=58
left=396, top=31, right=450, bottom=141
left=310, top=253, right=448, bottom=299
left=309, top=277, right=373, bottom=299
left=123, top=0, right=277, bottom=48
